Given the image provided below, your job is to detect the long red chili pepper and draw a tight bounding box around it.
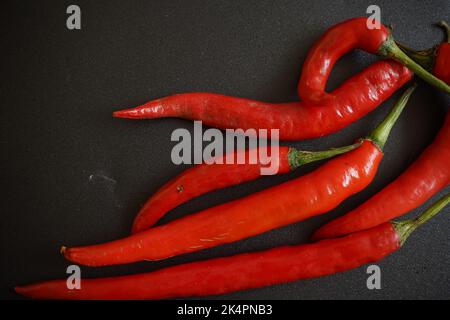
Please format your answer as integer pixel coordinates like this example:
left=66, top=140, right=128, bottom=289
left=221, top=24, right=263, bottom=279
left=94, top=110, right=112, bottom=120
left=397, top=21, right=450, bottom=84
left=113, top=62, right=410, bottom=141
left=312, top=110, right=450, bottom=241
left=15, top=193, right=450, bottom=300
left=61, top=86, right=416, bottom=267
left=112, top=18, right=420, bottom=141
left=131, top=143, right=361, bottom=233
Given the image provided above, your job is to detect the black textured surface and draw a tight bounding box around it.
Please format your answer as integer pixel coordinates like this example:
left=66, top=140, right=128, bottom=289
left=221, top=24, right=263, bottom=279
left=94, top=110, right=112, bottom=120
left=1, top=0, right=449, bottom=300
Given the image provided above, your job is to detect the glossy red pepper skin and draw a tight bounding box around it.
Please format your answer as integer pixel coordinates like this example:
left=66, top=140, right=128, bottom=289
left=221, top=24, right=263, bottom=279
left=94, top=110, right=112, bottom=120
left=113, top=63, right=410, bottom=141
left=113, top=18, right=412, bottom=141
left=298, top=18, right=389, bottom=104
left=63, top=140, right=383, bottom=266
left=434, top=43, right=450, bottom=84
left=312, top=112, right=450, bottom=241
left=131, top=146, right=292, bottom=233
left=16, top=223, right=399, bottom=300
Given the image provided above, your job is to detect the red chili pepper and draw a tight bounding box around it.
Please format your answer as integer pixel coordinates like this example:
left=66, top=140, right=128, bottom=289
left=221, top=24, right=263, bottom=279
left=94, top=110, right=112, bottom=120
left=61, top=86, right=416, bottom=267
left=15, top=193, right=450, bottom=300
left=113, top=18, right=422, bottom=141
left=113, top=63, right=410, bottom=141
left=397, top=21, right=450, bottom=84
left=131, top=143, right=360, bottom=233
left=434, top=22, right=450, bottom=83
left=312, top=110, right=450, bottom=241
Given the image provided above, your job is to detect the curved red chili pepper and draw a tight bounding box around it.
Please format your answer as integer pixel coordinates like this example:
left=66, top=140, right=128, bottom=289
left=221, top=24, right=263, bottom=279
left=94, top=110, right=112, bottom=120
left=113, top=18, right=450, bottom=140
left=113, top=61, right=410, bottom=141
left=312, top=110, right=450, bottom=241
left=15, top=193, right=450, bottom=299
left=61, top=86, right=415, bottom=266
left=297, top=18, right=389, bottom=104
left=131, top=143, right=360, bottom=233
left=113, top=18, right=415, bottom=141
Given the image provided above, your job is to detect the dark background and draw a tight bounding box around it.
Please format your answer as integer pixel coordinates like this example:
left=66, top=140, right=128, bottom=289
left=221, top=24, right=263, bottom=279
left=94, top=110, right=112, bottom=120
left=1, top=0, right=449, bottom=300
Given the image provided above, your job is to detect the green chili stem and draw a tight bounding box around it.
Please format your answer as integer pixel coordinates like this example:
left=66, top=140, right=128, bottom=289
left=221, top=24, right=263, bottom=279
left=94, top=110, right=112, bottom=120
left=288, top=142, right=362, bottom=169
left=290, top=84, right=416, bottom=168
left=394, top=21, right=449, bottom=71
left=394, top=42, right=435, bottom=71
left=368, top=84, right=417, bottom=150
left=379, top=35, right=450, bottom=94
left=394, top=193, right=450, bottom=246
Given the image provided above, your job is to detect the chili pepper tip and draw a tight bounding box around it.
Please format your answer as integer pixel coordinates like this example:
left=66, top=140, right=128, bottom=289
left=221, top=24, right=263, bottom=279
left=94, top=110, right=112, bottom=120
left=14, top=285, right=34, bottom=299
left=113, top=109, right=138, bottom=119
left=14, top=285, right=31, bottom=298
left=112, top=111, right=123, bottom=118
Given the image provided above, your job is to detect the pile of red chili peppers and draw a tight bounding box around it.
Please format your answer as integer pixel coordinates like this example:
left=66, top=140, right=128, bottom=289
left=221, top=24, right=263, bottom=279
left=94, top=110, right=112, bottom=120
left=16, top=17, right=450, bottom=300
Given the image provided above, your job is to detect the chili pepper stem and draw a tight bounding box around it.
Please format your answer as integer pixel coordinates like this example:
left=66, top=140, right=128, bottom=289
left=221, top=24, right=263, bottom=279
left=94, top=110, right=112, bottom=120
left=379, top=35, right=450, bottom=94
left=394, top=193, right=450, bottom=246
left=395, top=21, right=450, bottom=71
left=437, top=21, right=450, bottom=43
left=368, top=84, right=416, bottom=150
left=288, top=142, right=361, bottom=169
left=394, top=43, right=435, bottom=71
